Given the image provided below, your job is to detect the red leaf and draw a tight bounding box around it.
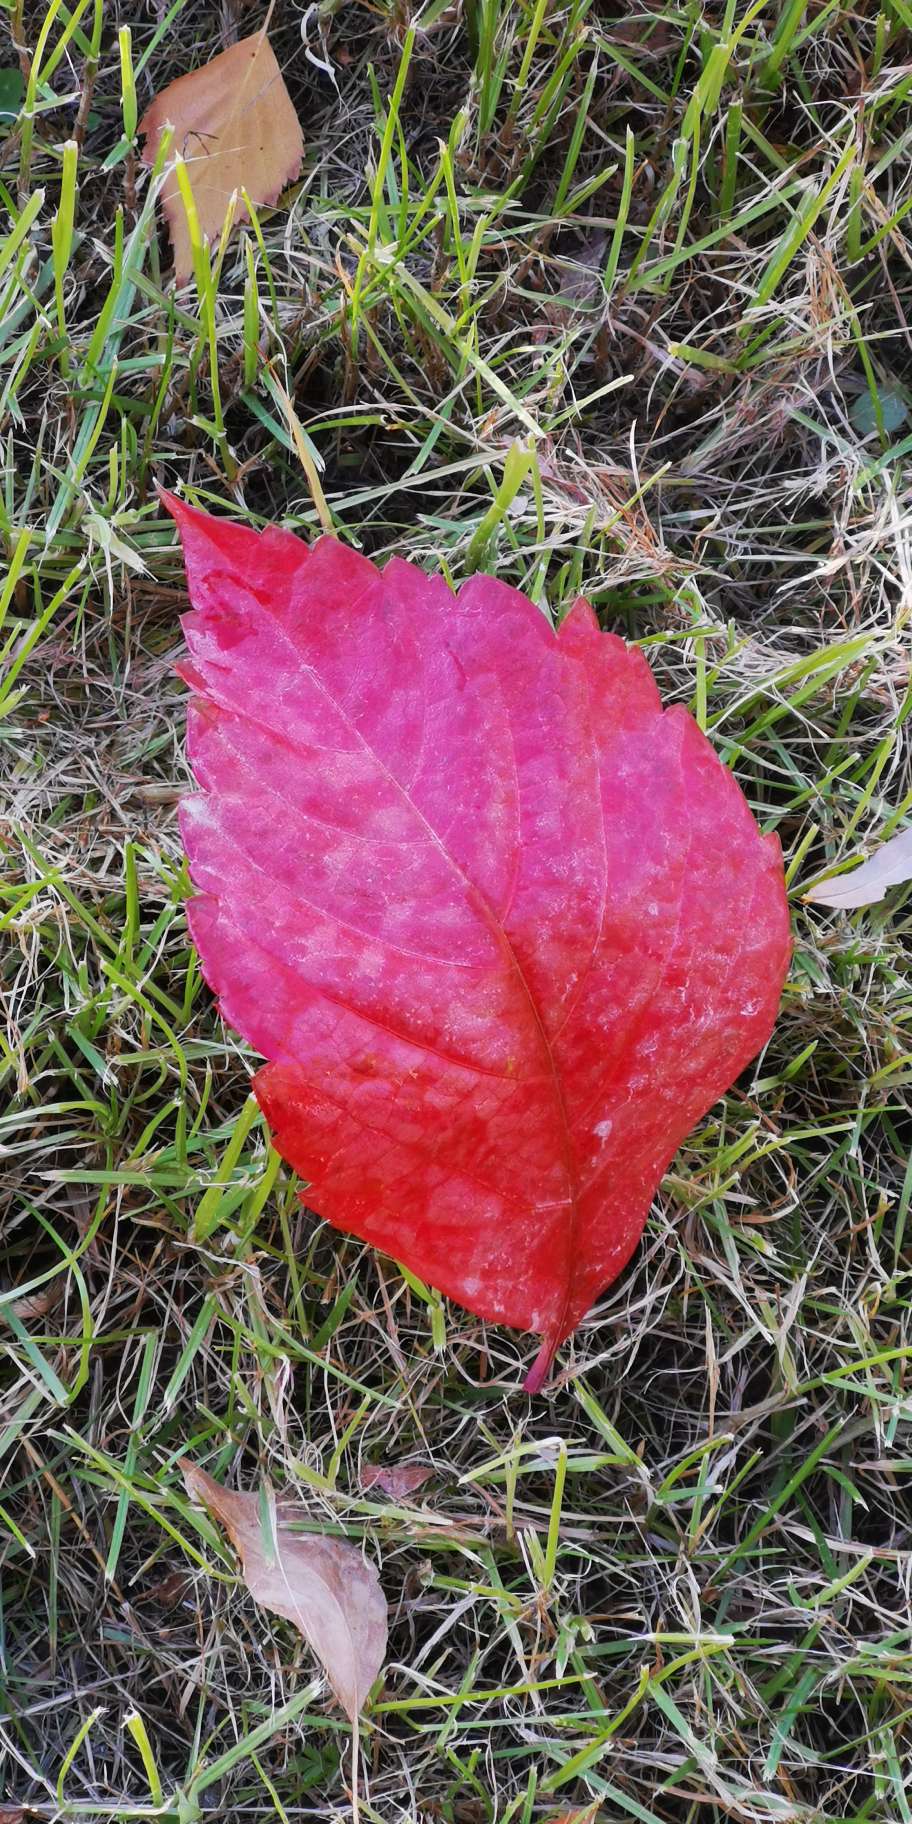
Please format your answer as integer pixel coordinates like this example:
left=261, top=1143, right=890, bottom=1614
left=165, top=492, right=790, bottom=1390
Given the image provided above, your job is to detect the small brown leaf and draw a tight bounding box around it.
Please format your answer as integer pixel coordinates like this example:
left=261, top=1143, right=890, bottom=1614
left=360, top=1462, right=434, bottom=1502
left=139, top=33, right=304, bottom=284
left=7, top=1281, right=63, bottom=1321
left=182, top=1460, right=386, bottom=1718
left=804, top=825, right=912, bottom=910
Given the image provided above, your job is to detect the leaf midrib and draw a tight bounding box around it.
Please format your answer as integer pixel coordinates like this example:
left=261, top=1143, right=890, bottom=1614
left=209, top=586, right=587, bottom=1344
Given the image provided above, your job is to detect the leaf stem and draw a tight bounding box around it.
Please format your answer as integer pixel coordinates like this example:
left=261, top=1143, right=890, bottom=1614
left=523, top=1333, right=557, bottom=1395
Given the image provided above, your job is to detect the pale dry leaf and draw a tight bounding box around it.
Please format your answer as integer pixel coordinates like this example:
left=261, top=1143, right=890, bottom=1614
left=360, top=1462, right=434, bottom=1502
left=181, top=1460, right=386, bottom=1718
left=804, top=825, right=912, bottom=909
left=139, top=33, right=304, bottom=284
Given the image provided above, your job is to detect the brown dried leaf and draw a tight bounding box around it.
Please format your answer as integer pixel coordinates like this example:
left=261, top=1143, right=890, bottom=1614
left=360, top=1462, right=434, bottom=1502
left=182, top=1460, right=386, bottom=1718
left=139, top=33, right=304, bottom=284
left=804, top=825, right=912, bottom=910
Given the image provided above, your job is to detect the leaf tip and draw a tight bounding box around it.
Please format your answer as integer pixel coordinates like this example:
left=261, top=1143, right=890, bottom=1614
left=158, top=485, right=224, bottom=551
left=156, top=482, right=184, bottom=522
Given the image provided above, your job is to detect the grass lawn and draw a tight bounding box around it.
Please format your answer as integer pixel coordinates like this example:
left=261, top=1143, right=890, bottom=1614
left=2, top=0, right=912, bottom=1819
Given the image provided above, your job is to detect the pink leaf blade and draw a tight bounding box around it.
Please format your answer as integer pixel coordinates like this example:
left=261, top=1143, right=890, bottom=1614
left=167, top=496, right=791, bottom=1383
